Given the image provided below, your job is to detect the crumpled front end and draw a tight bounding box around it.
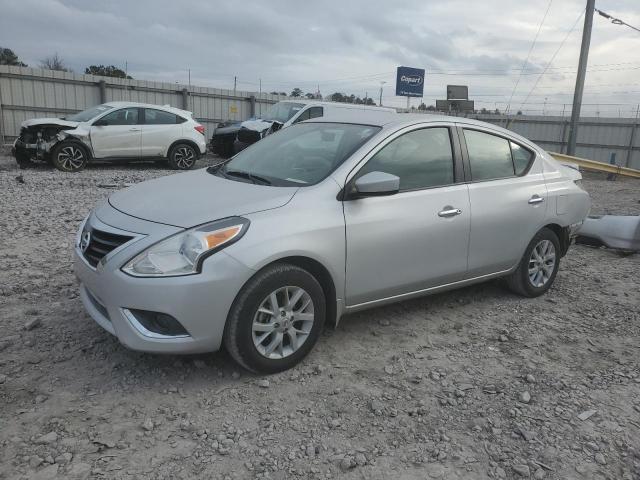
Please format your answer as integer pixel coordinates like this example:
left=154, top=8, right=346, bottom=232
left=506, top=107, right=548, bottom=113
left=12, top=120, right=90, bottom=165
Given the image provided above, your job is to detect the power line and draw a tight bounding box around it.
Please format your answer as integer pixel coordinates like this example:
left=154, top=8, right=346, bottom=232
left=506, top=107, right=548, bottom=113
left=517, top=9, right=585, bottom=112
left=595, top=8, right=640, bottom=33
left=505, top=0, right=553, bottom=114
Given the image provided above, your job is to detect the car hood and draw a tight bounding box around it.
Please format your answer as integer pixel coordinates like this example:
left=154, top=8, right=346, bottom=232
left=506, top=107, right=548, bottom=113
left=241, top=119, right=275, bottom=132
left=108, top=168, right=297, bottom=228
left=21, top=118, right=80, bottom=129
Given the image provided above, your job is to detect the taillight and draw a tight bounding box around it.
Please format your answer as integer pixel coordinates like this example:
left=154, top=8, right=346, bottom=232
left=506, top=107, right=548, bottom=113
left=194, top=125, right=205, bottom=135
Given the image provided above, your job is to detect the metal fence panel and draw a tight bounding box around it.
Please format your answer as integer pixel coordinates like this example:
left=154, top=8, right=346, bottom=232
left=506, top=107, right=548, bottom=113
left=0, top=66, right=286, bottom=143
left=2, top=66, right=638, bottom=169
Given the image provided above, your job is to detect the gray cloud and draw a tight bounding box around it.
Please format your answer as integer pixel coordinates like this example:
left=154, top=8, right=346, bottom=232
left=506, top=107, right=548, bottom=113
left=1, top=0, right=639, bottom=114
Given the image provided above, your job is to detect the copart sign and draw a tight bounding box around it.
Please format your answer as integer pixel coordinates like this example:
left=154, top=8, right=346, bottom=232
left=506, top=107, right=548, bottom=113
left=395, top=66, right=425, bottom=97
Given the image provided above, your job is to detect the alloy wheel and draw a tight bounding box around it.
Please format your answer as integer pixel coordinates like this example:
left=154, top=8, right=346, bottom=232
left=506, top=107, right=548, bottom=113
left=57, top=146, right=85, bottom=171
left=174, top=146, right=195, bottom=169
left=528, top=239, right=556, bottom=287
left=252, top=286, right=315, bottom=359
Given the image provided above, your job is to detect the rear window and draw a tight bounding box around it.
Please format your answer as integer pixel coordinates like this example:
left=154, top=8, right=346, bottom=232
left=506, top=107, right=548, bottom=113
left=510, top=141, right=534, bottom=175
left=144, top=109, right=181, bottom=125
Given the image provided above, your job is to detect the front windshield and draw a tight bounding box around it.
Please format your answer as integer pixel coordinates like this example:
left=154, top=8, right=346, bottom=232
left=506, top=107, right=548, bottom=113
left=262, top=102, right=305, bottom=123
left=66, top=104, right=114, bottom=122
left=213, top=123, right=381, bottom=187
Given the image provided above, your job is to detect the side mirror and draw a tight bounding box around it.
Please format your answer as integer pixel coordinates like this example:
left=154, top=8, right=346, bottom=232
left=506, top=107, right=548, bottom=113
left=93, top=119, right=107, bottom=126
left=351, top=171, right=400, bottom=198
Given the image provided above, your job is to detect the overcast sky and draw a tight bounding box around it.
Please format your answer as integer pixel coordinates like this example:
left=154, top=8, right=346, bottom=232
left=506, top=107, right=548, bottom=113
left=1, top=0, right=639, bottom=116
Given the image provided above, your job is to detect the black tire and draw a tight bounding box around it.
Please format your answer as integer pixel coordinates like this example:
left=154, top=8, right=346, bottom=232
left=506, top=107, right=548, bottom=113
left=50, top=141, right=89, bottom=172
left=223, top=263, right=326, bottom=374
left=505, top=227, right=561, bottom=297
left=220, top=139, right=235, bottom=159
left=168, top=143, right=198, bottom=170
left=15, top=150, right=33, bottom=169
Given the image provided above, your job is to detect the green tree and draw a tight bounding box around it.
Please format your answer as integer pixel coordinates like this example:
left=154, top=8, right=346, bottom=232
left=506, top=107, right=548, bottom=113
left=0, top=47, right=27, bottom=66
left=85, top=64, right=132, bottom=79
left=290, top=87, right=303, bottom=97
left=418, top=102, right=427, bottom=111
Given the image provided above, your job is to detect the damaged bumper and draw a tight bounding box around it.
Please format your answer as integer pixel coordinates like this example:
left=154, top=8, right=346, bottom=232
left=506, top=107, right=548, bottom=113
left=576, top=215, right=640, bottom=252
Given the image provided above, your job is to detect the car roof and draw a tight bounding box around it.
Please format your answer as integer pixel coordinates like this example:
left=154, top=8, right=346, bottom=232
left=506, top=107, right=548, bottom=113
left=308, top=113, right=539, bottom=149
left=103, top=101, right=192, bottom=116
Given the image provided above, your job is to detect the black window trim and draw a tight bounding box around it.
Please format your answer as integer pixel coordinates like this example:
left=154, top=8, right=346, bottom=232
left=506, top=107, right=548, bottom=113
left=345, top=124, right=465, bottom=197
left=456, top=125, right=537, bottom=183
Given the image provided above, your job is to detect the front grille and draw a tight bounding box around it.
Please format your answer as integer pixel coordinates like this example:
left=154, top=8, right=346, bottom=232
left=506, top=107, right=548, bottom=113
left=83, top=228, right=132, bottom=267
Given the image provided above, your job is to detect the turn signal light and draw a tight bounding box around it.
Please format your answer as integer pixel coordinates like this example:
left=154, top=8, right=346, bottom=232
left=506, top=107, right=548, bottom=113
left=205, top=225, right=241, bottom=249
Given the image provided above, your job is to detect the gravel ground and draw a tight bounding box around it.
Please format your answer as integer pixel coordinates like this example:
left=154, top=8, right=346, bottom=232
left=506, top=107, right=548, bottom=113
left=1, top=153, right=639, bottom=480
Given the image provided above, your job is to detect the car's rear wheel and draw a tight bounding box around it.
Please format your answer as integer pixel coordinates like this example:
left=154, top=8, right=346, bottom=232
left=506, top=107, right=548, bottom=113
left=168, top=143, right=198, bottom=170
left=505, top=227, right=560, bottom=297
left=223, top=263, right=326, bottom=374
left=51, top=142, right=88, bottom=172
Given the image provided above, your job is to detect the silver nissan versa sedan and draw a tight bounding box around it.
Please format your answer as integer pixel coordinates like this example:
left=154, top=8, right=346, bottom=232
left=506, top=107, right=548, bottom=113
left=74, top=114, right=590, bottom=373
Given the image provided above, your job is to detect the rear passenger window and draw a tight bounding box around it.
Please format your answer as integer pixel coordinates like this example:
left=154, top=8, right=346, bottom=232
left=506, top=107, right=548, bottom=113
left=464, top=130, right=514, bottom=181
left=357, top=128, right=454, bottom=190
left=145, top=109, right=179, bottom=125
left=510, top=141, right=533, bottom=175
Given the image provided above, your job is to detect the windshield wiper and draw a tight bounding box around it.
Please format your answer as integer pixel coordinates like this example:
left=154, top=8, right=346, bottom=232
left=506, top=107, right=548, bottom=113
left=224, top=169, right=272, bottom=185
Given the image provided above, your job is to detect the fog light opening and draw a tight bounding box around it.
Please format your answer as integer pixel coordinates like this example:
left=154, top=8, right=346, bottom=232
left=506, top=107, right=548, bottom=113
left=123, top=309, right=190, bottom=339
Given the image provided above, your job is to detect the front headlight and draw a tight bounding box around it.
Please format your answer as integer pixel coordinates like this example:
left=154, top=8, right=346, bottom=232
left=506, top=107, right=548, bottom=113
left=122, top=217, right=249, bottom=277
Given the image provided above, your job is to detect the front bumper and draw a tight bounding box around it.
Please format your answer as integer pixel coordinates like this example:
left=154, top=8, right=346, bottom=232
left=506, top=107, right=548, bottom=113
left=73, top=205, right=255, bottom=354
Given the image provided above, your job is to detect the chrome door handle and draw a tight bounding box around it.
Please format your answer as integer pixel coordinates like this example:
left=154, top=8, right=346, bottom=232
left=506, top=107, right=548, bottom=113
left=528, top=195, right=544, bottom=205
left=438, top=207, right=462, bottom=218
left=129, top=128, right=140, bottom=131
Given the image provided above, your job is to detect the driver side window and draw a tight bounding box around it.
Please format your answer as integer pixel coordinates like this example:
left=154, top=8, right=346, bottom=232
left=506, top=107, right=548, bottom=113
left=97, top=108, right=139, bottom=126
left=356, top=127, right=455, bottom=191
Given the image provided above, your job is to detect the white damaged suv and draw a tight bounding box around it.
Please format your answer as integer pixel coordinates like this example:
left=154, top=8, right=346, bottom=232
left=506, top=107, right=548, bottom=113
left=12, top=101, right=207, bottom=172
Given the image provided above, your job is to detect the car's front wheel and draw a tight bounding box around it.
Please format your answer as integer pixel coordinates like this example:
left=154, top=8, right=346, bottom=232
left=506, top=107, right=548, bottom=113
left=224, top=264, right=326, bottom=374
left=168, top=143, right=198, bottom=170
left=505, top=227, right=561, bottom=297
left=51, top=142, right=89, bottom=172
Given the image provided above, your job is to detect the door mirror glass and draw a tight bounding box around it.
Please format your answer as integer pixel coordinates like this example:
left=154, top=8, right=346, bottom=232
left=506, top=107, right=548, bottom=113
left=353, top=171, right=400, bottom=197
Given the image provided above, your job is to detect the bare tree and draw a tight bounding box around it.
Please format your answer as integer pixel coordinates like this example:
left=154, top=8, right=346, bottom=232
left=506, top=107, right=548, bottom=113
left=40, top=53, right=70, bottom=72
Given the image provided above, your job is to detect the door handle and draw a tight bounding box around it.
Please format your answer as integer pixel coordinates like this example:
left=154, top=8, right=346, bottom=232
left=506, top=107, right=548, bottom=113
left=528, top=195, right=544, bottom=205
left=129, top=128, right=140, bottom=131
left=438, top=207, right=462, bottom=218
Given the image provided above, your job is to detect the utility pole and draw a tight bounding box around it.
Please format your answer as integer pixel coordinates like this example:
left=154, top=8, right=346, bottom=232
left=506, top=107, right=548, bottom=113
left=233, top=76, right=237, bottom=96
left=567, top=0, right=595, bottom=156
left=379, top=81, right=386, bottom=106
